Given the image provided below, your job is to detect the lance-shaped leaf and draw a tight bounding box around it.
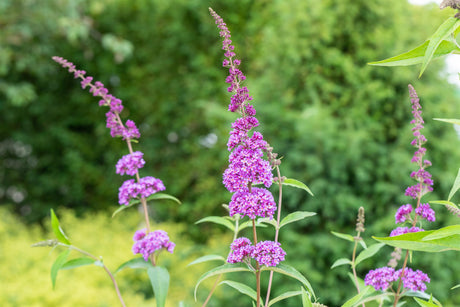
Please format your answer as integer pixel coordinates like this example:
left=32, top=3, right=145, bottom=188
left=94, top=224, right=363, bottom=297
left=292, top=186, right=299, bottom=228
left=280, top=211, right=316, bottom=228
left=422, top=225, right=460, bottom=241
left=354, top=243, right=385, bottom=266
left=61, top=257, right=96, bottom=270
left=115, top=257, right=153, bottom=274
left=148, top=266, right=170, bottom=307
left=194, top=263, right=251, bottom=300
left=448, top=168, right=460, bottom=201
left=187, top=254, right=226, bottom=266
left=341, top=285, right=372, bottom=307
left=220, top=280, right=261, bottom=306
left=50, top=209, right=71, bottom=245
left=280, top=178, right=314, bottom=196
left=112, top=193, right=181, bottom=217
left=331, top=231, right=355, bottom=242
left=369, top=40, right=459, bottom=67
left=331, top=258, right=352, bottom=269
left=414, top=297, right=440, bottom=307
left=421, top=17, right=460, bottom=77
left=373, top=229, right=460, bottom=252
left=433, top=118, right=460, bottom=126
left=268, top=290, right=303, bottom=307
left=301, top=287, right=313, bottom=307
left=261, top=264, right=315, bottom=300
left=51, top=249, right=71, bottom=289
left=195, top=216, right=235, bottom=232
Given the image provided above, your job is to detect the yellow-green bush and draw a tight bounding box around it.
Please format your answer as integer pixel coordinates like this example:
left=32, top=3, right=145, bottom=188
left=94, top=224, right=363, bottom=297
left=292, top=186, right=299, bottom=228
left=1, top=206, right=232, bottom=306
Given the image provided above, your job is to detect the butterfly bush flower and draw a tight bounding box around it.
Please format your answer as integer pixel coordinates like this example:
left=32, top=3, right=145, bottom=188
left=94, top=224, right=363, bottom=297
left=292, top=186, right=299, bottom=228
left=53, top=56, right=172, bottom=264
left=366, top=86, right=432, bottom=293
left=116, top=151, right=146, bottom=176
left=227, top=237, right=254, bottom=263
left=252, top=241, right=286, bottom=267
left=118, top=176, right=165, bottom=205
left=132, top=229, right=175, bottom=261
left=210, top=8, right=285, bottom=267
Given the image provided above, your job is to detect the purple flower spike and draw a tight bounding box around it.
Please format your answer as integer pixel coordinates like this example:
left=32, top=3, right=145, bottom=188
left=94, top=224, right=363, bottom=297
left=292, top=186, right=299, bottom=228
left=252, top=241, right=286, bottom=267
left=132, top=229, right=175, bottom=261
left=116, top=151, right=146, bottom=176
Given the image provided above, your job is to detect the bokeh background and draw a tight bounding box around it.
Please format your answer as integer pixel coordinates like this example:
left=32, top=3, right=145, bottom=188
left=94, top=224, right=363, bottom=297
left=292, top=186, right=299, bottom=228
left=2, top=0, right=460, bottom=306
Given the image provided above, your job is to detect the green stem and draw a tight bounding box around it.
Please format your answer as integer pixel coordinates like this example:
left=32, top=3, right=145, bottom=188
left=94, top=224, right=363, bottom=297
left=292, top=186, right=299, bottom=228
left=264, top=165, right=283, bottom=307
left=59, top=244, right=126, bottom=307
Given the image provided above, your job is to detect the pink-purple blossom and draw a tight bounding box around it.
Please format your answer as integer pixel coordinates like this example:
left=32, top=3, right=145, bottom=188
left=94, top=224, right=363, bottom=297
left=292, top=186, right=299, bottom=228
left=415, top=203, right=435, bottom=222
left=364, top=266, right=430, bottom=292
left=116, top=151, right=146, bottom=176
left=118, top=176, right=165, bottom=205
left=227, top=237, right=254, bottom=263
left=364, top=267, right=398, bottom=291
left=390, top=226, right=424, bottom=237
left=132, top=229, right=175, bottom=261
left=395, top=204, right=413, bottom=223
left=252, top=241, right=286, bottom=267
left=229, top=187, right=276, bottom=219
left=226, top=238, right=286, bottom=267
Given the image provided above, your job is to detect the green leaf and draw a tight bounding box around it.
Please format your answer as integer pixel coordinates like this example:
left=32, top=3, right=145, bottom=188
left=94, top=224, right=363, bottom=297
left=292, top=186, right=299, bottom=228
left=422, top=225, right=460, bottom=241
left=421, top=17, right=460, bottom=77
left=331, top=258, right=351, bottom=269
left=261, top=264, right=315, bottom=300
left=112, top=193, right=181, bottom=217
left=369, top=40, right=459, bottom=67
left=258, top=217, right=278, bottom=229
left=341, top=285, right=372, bottom=307
left=50, top=209, right=71, bottom=245
left=429, top=200, right=459, bottom=210
left=414, top=297, right=440, bottom=307
left=331, top=231, right=355, bottom=242
left=187, top=254, right=226, bottom=266
left=451, top=284, right=460, bottom=290
left=115, top=257, right=153, bottom=274
left=354, top=243, right=385, bottom=266
left=268, top=290, right=303, bottom=307
left=195, top=216, right=235, bottom=232
left=300, top=287, right=313, bottom=307
left=281, top=178, right=314, bottom=196
left=280, top=211, right=316, bottom=228
left=220, top=280, right=261, bottom=306
left=148, top=266, right=170, bottom=307
left=433, top=118, right=460, bottom=126
left=61, top=257, right=95, bottom=270
left=51, top=249, right=70, bottom=289
left=194, top=263, right=251, bottom=300
left=373, top=229, right=460, bottom=252
left=448, top=168, right=460, bottom=201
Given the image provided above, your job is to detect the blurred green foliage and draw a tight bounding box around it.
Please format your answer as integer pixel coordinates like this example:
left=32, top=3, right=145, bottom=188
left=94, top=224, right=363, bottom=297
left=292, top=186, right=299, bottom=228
left=2, top=0, right=460, bottom=305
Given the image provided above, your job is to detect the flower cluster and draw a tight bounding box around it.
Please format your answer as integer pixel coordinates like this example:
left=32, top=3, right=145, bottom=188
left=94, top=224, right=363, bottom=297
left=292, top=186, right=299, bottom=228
left=227, top=237, right=286, bottom=267
left=118, top=176, right=165, bottom=205
left=210, top=8, right=285, bottom=267
left=364, top=267, right=430, bottom=292
left=116, top=151, right=146, bottom=176
left=132, top=229, right=175, bottom=261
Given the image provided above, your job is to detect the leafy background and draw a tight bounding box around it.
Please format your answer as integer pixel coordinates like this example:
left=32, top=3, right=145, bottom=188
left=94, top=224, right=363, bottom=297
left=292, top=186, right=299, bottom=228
left=1, top=0, right=460, bottom=305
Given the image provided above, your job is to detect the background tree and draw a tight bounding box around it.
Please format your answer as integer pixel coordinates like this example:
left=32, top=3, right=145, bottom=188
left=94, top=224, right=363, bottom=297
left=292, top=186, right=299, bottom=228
left=1, top=0, right=459, bottom=305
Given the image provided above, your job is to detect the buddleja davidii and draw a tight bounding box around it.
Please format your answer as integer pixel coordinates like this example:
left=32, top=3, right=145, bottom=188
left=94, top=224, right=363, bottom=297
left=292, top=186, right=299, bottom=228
left=193, top=8, right=318, bottom=307
left=35, top=57, right=181, bottom=307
